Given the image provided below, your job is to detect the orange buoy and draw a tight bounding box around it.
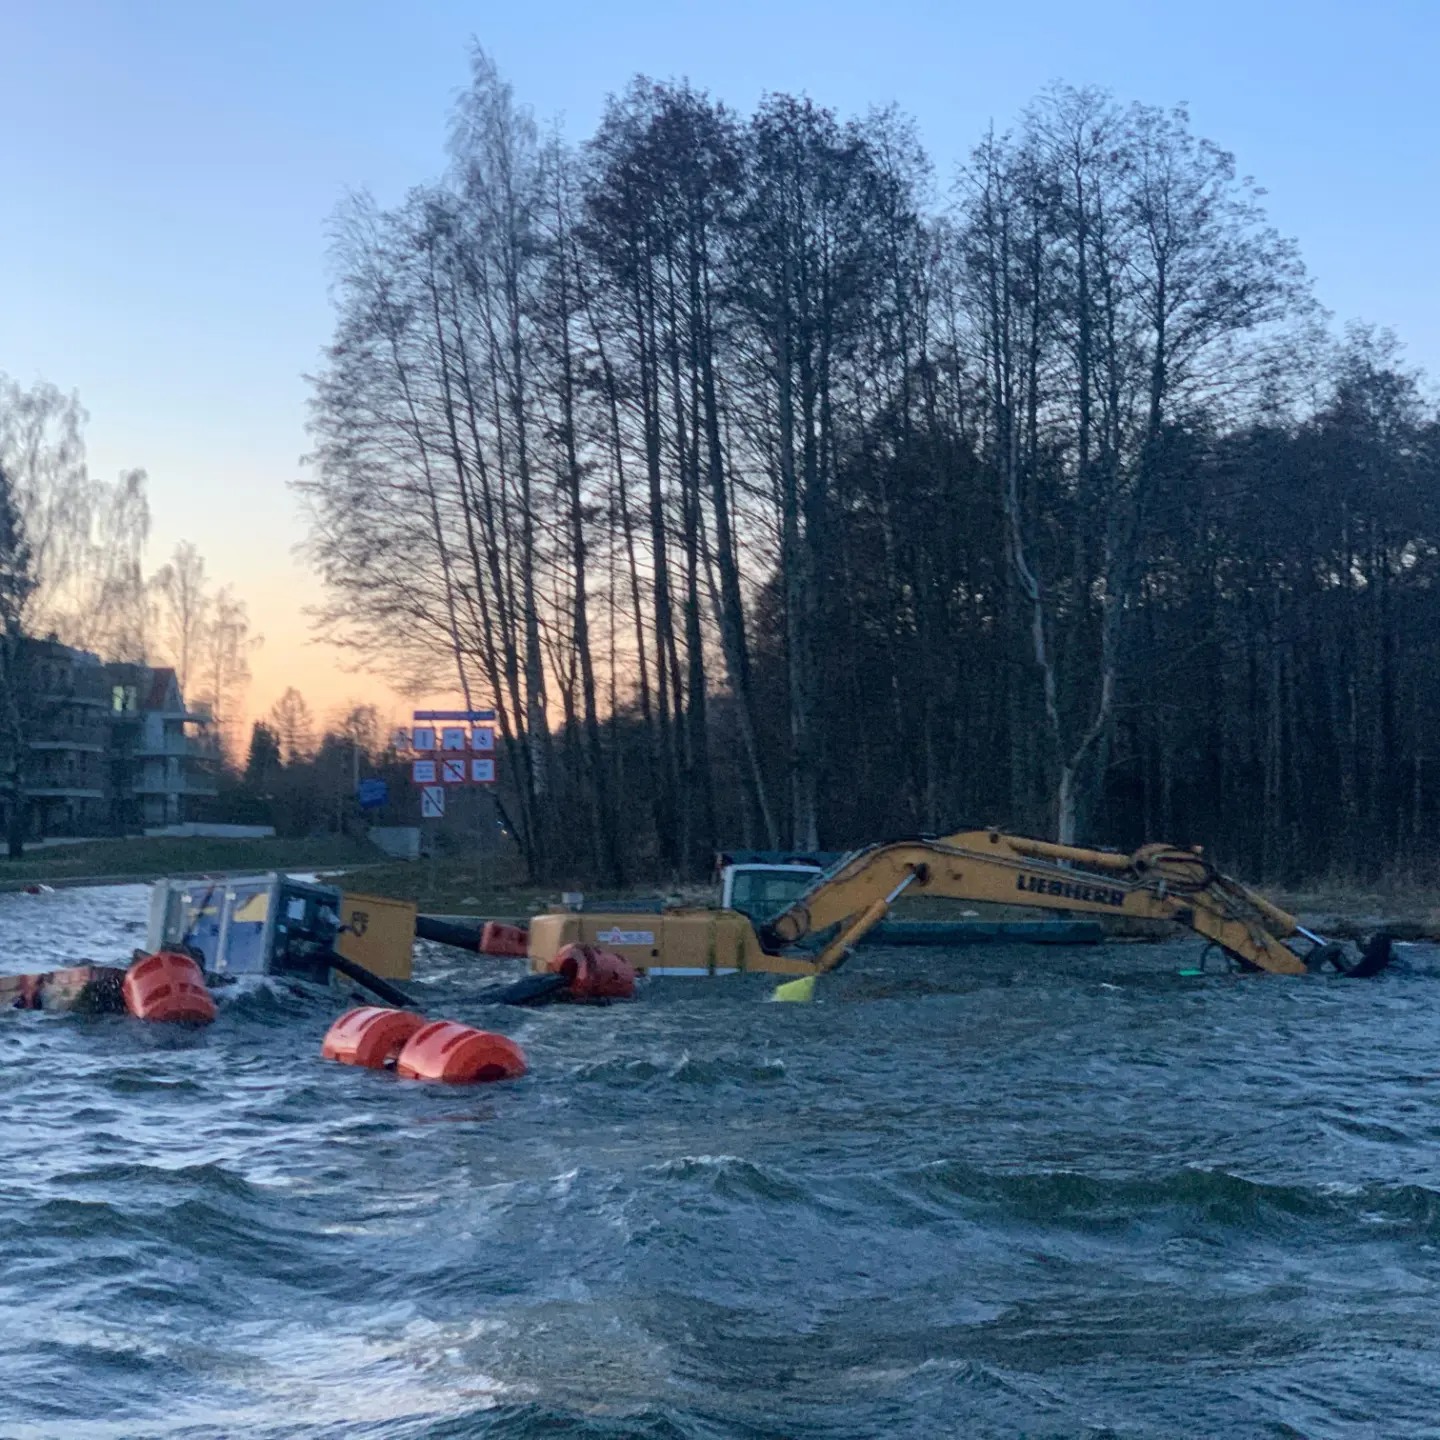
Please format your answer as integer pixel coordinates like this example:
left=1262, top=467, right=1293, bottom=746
left=320, top=1006, right=427, bottom=1069
left=122, top=951, right=216, bottom=1025
left=549, top=943, right=636, bottom=1002
left=479, top=921, right=529, bottom=958
left=393, top=1020, right=527, bottom=1083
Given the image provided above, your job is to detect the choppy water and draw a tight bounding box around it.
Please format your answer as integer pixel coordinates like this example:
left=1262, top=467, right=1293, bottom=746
left=3, top=886, right=1440, bottom=1438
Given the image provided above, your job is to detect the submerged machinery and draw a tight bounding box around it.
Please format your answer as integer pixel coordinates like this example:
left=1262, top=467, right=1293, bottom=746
left=0, top=874, right=418, bottom=1022
left=2, top=828, right=1398, bottom=1037
left=527, top=828, right=1395, bottom=982
left=147, top=873, right=416, bottom=999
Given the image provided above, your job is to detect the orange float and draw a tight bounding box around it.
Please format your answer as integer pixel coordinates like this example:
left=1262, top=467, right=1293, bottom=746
left=393, top=1020, right=527, bottom=1083
left=122, top=951, right=217, bottom=1025
left=479, top=921, right=529, bottom=958
left=320, top=1006, right=427, bottom=1069
left=549, top=943, right=636, bottom=1001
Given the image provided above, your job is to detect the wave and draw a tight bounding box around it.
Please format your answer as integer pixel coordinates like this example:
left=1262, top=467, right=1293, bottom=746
left=644, top=1154, right=815, bottom=1205
left=874, top=1158, right=1440, bottom=1235
left=567, top=1053, right=788, bottom=1088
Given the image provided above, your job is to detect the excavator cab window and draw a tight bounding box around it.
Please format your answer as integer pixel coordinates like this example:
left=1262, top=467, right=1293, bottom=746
left=725, top=865, right=824, bottom=923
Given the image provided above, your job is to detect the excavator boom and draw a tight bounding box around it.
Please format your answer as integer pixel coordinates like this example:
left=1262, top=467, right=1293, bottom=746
left=758, top=829, right=1386, bottom=978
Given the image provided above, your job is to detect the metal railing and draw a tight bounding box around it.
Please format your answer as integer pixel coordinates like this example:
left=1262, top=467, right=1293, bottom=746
left=134, top=738, right=221, bottom=760
left=28, top=725, right=109, bottom=749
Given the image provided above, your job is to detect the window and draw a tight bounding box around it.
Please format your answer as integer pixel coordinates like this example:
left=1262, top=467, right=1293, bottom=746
left=727, top=869, right=821, bottom=922
left=111, top=685, right=137, bottom=713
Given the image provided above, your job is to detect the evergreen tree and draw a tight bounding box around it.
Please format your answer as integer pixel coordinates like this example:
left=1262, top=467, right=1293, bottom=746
left=0, top=460, right=35, bottom=858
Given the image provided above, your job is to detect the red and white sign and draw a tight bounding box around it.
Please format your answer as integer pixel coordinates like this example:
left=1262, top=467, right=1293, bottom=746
left=403, top=711, right=499, bottom=793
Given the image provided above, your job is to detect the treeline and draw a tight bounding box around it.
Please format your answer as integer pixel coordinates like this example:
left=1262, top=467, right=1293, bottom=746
left=226, top=692, right=399, bottom=837
left=304, top=51, right=1440, bottom=885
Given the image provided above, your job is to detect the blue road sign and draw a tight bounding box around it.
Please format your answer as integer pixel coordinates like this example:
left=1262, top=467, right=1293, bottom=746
left=412, top=709, right=497, bottom=722
left=357, top=778, right=389, bottom=810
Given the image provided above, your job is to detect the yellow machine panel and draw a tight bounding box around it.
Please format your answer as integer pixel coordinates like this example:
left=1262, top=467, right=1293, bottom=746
left=527, top=909, right=816, bottom=978
left=338, top=892, right=417, bottom=981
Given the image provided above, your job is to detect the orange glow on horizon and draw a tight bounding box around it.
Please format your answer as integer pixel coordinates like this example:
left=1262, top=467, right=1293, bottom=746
left=200, top=560, right=470, bottom=755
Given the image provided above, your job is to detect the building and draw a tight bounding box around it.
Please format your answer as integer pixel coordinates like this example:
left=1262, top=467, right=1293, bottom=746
left=22, top=640, right=111, bottom=838
left=107, top=664, right=220, bottom=831
left=0, top=644, right=221, bottom=842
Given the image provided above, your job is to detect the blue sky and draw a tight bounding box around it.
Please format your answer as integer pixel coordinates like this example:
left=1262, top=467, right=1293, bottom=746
left=3, top=0, right=1436, bottom=720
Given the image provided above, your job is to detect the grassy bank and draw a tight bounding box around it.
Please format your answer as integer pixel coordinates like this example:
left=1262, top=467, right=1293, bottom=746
left=0, top=835, right=379, bottom=889
left=1271, top=881, right=1440, bottom=941
left=8, top=836, right=1438, bottom=941
left=325, top=854, right=696, bottom=918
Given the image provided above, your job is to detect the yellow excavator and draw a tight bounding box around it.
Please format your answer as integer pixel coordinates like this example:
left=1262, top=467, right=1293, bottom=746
left=527, top=827, right=1393, bottom=991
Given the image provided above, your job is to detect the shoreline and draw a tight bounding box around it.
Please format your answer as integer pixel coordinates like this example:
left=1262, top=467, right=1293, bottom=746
left=4, top=837, right=1439, bottom=941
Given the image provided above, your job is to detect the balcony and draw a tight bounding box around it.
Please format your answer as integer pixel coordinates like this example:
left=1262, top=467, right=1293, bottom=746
left=29, top=717, right=109, bottom=749
left=135, top=737, right=221, bottom=761
left=29, top=758, right=106, bottom=785
left=29, top=736, right=107, bottom=754
left=149, top=701, right=214, bottom=724
left=39, top=683, right=111, bottom=710
left=132, top=774, right=219, bottom=797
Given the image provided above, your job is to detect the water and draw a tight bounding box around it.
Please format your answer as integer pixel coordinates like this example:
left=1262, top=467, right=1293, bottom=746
left=3, top=885, right=1440, bottom=1438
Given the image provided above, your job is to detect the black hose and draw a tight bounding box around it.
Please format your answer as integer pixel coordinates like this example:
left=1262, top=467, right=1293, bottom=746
left=414, top=916, right=485, bottom=951
left=325, top=952, right=418, bottom=1008
left=473, top=973, right=571, bottom=1007
left=327, top=951, right=567, bottom=1009
left=1333, top=932, right=1395, bottom=978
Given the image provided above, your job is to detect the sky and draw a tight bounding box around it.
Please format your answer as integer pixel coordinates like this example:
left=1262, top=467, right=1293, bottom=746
left=3, top=0, right=1437, bottom=734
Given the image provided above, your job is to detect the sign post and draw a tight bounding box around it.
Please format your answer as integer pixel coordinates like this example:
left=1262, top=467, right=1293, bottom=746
left=395, top=709, right=499, bottom=898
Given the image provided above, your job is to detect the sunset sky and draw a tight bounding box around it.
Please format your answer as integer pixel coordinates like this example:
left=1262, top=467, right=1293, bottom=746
left=4, top=0, right=1436, bottom=734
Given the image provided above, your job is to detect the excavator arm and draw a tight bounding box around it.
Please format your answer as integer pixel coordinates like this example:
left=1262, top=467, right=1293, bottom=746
left=756, top=829, right=1393, bottom=978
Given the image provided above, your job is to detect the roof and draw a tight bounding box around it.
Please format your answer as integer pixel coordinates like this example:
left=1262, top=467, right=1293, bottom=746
left=715, top=849, right=846, bottom=872
left=145, top=668, right=180, bottom=711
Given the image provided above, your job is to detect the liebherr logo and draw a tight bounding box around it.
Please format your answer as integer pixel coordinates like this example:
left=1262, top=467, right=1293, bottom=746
left=1015, top=874, right=1126, bottom=907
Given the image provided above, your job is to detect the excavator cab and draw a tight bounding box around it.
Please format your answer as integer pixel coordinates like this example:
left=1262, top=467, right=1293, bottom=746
left=722, top=863, right=825, bottom=923
left=715, top=850, right=844, bottom=923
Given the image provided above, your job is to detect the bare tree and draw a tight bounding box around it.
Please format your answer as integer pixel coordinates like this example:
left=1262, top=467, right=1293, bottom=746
left=269, top=687, right=316, bottom=764
left=0, top=460, right=36, bottom=857
left=299, top=54, right=1440, bottom=887
left=201, top=587, right=259, bottom=760
left=149, top=541, right=209, bottom=691
left=958, top=89, right=1309, bottom=840
left=0, top=377, right=150, bottom=656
